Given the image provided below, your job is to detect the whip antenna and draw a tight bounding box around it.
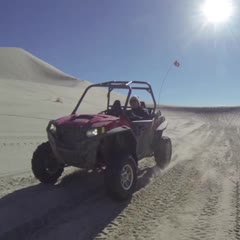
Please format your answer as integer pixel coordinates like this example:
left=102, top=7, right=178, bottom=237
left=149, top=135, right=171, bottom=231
left=157, top=60, right=180, bottom=108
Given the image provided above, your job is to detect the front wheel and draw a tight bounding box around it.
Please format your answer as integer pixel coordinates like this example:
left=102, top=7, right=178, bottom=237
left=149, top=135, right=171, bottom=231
left=32, top=142, right=64, bottom=184
left=104, top=154, right=137, bottom=201
left=154, top=136, right=172, bottom=169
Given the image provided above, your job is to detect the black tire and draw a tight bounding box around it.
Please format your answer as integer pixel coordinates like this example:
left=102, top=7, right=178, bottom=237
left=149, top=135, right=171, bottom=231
left=104, top=154, right=137, bottom=201
left=154, top=136, right=172, bottom=169
left=32, top=142, right=63, bottom=184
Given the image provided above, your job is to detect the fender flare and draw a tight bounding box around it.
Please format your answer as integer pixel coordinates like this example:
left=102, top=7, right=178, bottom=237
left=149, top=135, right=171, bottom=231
left=105, top=126, right=133, bottom=136
left=156, top=116, right=168, bottom=131
left=104, top=126, right=138, bottom=163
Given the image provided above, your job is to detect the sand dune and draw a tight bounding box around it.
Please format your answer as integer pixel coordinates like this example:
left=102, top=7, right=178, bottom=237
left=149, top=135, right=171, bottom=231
left=0, top=47, right=78, bottom=86
left=0, top=48, right=86, bottom=175
left=1, top=48, right=240, bottom=240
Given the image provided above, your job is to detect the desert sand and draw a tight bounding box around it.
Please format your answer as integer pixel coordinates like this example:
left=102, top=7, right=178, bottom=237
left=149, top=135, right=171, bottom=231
left=0, top=48, right=240, bottom=240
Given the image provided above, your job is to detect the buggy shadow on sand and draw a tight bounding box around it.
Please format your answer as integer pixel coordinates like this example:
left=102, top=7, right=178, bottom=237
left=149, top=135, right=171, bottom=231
left=31, top=81, right=172, bottom=201
left=0, top=163, right=159, bottom=239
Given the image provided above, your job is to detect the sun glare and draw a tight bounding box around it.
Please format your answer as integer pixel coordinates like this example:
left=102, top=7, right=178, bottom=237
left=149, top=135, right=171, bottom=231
left=201, top=0, right=234, bottom=24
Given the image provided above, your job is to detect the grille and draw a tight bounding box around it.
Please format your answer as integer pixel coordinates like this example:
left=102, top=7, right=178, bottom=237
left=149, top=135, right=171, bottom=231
left=57, top=126, right=86, bottom=144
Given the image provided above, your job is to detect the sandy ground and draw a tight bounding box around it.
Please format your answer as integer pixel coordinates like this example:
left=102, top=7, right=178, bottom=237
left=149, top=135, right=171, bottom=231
left=1, top=48, right=240, bottom=240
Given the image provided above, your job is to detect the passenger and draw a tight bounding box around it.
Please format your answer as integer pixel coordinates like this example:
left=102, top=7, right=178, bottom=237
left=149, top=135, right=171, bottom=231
left=129, top=96, right=150, bottom=120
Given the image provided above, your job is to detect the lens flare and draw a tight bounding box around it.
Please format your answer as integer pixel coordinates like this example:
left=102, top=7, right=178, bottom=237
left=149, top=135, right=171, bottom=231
left=201, top=0, right=234, bottom=24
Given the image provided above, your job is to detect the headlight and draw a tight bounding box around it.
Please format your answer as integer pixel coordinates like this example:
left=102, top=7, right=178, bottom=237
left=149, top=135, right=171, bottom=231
left=86, top=128, right=98, bottom=137
left=49, top=123, right=57, bottom=133
left=86, top=127, right=105, bottom=137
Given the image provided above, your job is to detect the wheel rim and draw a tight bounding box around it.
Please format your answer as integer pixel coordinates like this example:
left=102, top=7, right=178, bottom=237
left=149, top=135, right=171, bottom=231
left=120, top=164, right=134, bottom=190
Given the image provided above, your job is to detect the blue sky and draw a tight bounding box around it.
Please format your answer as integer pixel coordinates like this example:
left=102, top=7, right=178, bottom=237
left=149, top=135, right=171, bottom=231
left=1, top=0, right=240, bottom=106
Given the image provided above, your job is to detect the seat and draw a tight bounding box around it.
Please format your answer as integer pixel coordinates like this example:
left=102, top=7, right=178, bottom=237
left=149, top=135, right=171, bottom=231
left=108, top=100, right=122, bottom=117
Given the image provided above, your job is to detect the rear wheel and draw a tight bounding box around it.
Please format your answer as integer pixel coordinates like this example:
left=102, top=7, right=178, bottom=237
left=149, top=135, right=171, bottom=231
left=154, top=136, right=172, bottom=169
left=32, top=142, right=64, bottom=184
left=104, top=154, right=137, bottom=201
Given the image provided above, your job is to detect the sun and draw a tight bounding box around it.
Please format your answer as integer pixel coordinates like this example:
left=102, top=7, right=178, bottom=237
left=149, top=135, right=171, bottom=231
left=201, top=0, right=234, bottom=24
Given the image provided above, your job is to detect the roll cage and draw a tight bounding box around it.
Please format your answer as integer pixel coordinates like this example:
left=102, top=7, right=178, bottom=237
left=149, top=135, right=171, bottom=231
left=72, top=80, right=157, bottom=115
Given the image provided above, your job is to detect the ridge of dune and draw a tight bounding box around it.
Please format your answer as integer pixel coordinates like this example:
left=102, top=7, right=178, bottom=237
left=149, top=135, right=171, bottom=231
left=0, top=47, right=80, bottom=86
left=158, top=104, right=240, bottom=113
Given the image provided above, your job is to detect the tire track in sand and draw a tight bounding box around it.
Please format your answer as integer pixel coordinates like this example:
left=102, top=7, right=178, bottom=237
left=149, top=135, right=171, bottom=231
left=226, top=127, right=240, bottom=240
left=95, top=123, right=218, bottom=239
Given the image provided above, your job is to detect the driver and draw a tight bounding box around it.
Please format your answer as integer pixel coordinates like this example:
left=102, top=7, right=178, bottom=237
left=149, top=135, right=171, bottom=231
left=129, top=96, right=150, bottom=120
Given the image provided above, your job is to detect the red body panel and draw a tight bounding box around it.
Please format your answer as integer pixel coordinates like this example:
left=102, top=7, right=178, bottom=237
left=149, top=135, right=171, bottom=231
left=54, top=114, right=131, bottom=130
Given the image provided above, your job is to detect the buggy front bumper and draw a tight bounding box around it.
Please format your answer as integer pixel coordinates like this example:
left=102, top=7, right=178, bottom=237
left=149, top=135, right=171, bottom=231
left=48, top=132, right=99, bottom=169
